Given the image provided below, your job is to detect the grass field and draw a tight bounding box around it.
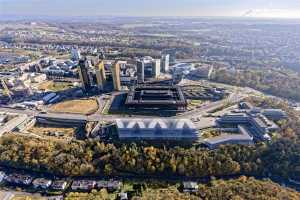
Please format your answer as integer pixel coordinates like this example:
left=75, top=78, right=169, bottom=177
left=49, top=98, right=99, bottom=115
left=187, top=99, right=204, bottom=110
left=28, top=123, right=76, bottom=139
left=12, top=194, right=46, bottom=200
left=201, top=128, right=221, bottom=139
left=38, top=81, right=74, bottom=92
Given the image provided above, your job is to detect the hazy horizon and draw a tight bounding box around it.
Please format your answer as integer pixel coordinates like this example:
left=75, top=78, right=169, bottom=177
left=1, top=0, right=300, bottom=19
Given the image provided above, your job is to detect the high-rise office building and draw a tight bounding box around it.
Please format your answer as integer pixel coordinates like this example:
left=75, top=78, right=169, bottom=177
left=162, top=49, right=176, bottom=64
left=136, top=57, right=161, bottom=83
left=95, top=60, right=106, bottom=90
left=112, top=61, right=121, bottom=91
left=78, top=58, right=92, bottom=91
left=98, top=51, right=105, bottom=60
left=161, top=54, right=170, bottom=73
left=153, top=59, right=161, bottom=78
left=136, top=60, right=145, bottom=84
left=71, top=48, right=81, bottom=61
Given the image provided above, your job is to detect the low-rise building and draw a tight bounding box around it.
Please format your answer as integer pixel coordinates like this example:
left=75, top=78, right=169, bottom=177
left=96, top=180, right=122, bottom=191
left=239, top=102, right=254, bottom=110
left=0, top=171, right=5, bottom=183
left=125, top=85, right=187, bottom=111
left=216, top=107, right=281, bottom=143
left=116, top=118, right=200, bottom=142
left=32, top=178, right=52, bottom=189
left=5, top=173, right=33, bottom=186
left=107, top=180, right=122, bottom=191
left=71, top=180, right=96, bottom=191
left=47, top=196, right=64, bottom=200
left=217, top=113, right=250, bottom=125
left=249, top=114, right=278, bottom=140
left=96, top=180, right=108, bottom=189
left=118, top=192, right=128, bottom=200
left=51, top=180, right=68, bottom=190
left=204, top=125, right=254, bottom=149
left=182, top=182, right=199, bottom=193
left=42, top=92, right=57, bottom=104
left=261, top=109, right=288, bottom=121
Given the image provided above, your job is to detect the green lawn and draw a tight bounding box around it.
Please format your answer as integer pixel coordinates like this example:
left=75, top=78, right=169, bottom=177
left=38, top=81, right=74, bottom=92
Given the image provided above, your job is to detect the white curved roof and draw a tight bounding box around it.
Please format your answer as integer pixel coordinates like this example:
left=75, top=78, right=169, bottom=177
left=116, top=118, right=196, bottom=130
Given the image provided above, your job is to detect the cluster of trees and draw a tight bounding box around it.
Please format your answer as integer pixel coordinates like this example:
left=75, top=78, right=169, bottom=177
left=132, top=187, right=198, bottom=200
left=139, top=177, right=300, bottom=200
left=0, top=133, right=299, bottom=180
left=64, top=177, right=300, bottom=200
left=196, top=176, right=300, bottom=200
left=65, top=189, right=110, bottom=200
left=211, top=68, right=300, bottom=101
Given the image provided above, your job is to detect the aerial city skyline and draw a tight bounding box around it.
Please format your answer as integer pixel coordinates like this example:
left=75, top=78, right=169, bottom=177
left=0, top=0, right=300, bottom=199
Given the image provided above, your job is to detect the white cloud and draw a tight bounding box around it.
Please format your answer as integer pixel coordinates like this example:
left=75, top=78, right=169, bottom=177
left=242, top=9, right=300, bottom=18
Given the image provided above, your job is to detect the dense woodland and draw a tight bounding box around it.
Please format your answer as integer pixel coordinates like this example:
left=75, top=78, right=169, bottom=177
left=211, top=68, right=300, bottom=101
left=65, top=177, right=300, bottom=200
left=0, top=132, right=299, bottom=180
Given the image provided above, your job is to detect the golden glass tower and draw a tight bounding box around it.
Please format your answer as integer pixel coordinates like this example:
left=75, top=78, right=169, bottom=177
left=112, top=61, right=121, bottom=91
left=95, top=60, right=106, bottom=90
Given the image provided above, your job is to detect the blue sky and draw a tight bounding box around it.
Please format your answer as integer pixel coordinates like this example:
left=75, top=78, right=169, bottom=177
left=1, top=0, right=300, bottom=18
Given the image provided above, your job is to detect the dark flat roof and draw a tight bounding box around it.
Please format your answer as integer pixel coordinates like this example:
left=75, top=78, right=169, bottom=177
left=125, top=85, right=187, bottom=107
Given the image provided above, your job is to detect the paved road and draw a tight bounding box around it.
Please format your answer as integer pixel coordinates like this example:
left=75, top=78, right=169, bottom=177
left=0, top=192, right=14, bottom=200
left=0, top=92, right=245, bottom=125
left=0, top=107, right=37, bottom=115
left=0, top=107, right=153, bottom=123
left=0, top=114, right=28, bottom=137
left=177, top=92, right=244, bottom=119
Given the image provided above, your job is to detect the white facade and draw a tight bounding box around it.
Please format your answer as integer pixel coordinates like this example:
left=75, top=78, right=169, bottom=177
left=71, top=48, right=81, bottom=61
left=116, top=118, right=199, bottom=141
left=161, top=54, right=170, bottom=73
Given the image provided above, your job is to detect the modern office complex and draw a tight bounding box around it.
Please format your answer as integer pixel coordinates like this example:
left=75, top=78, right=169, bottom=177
left=217, top=102, right=286, bottom=142
left=204, top=125, right=254, bottom=149
left=261, top=109, right=287, bottom=121
left=78, top=58, right=92, bottom=91
left=136, top=57, right=161, bottom=83
left=125, top=85, right=187, bottom=111
left=217, top=113, right=250, bottom=124
left=249, top=114, right=277, bottom=140
left=162, top=49, right=176, bottom=64
left=217, top=113, right=277, bottom=139
left=136, top=60, right=145, bottom=83
left=239, top=102, right=287, bottom=121
left=116, top=118, right=199, bottom=141
left=119, top=61, right=137, bottom=86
